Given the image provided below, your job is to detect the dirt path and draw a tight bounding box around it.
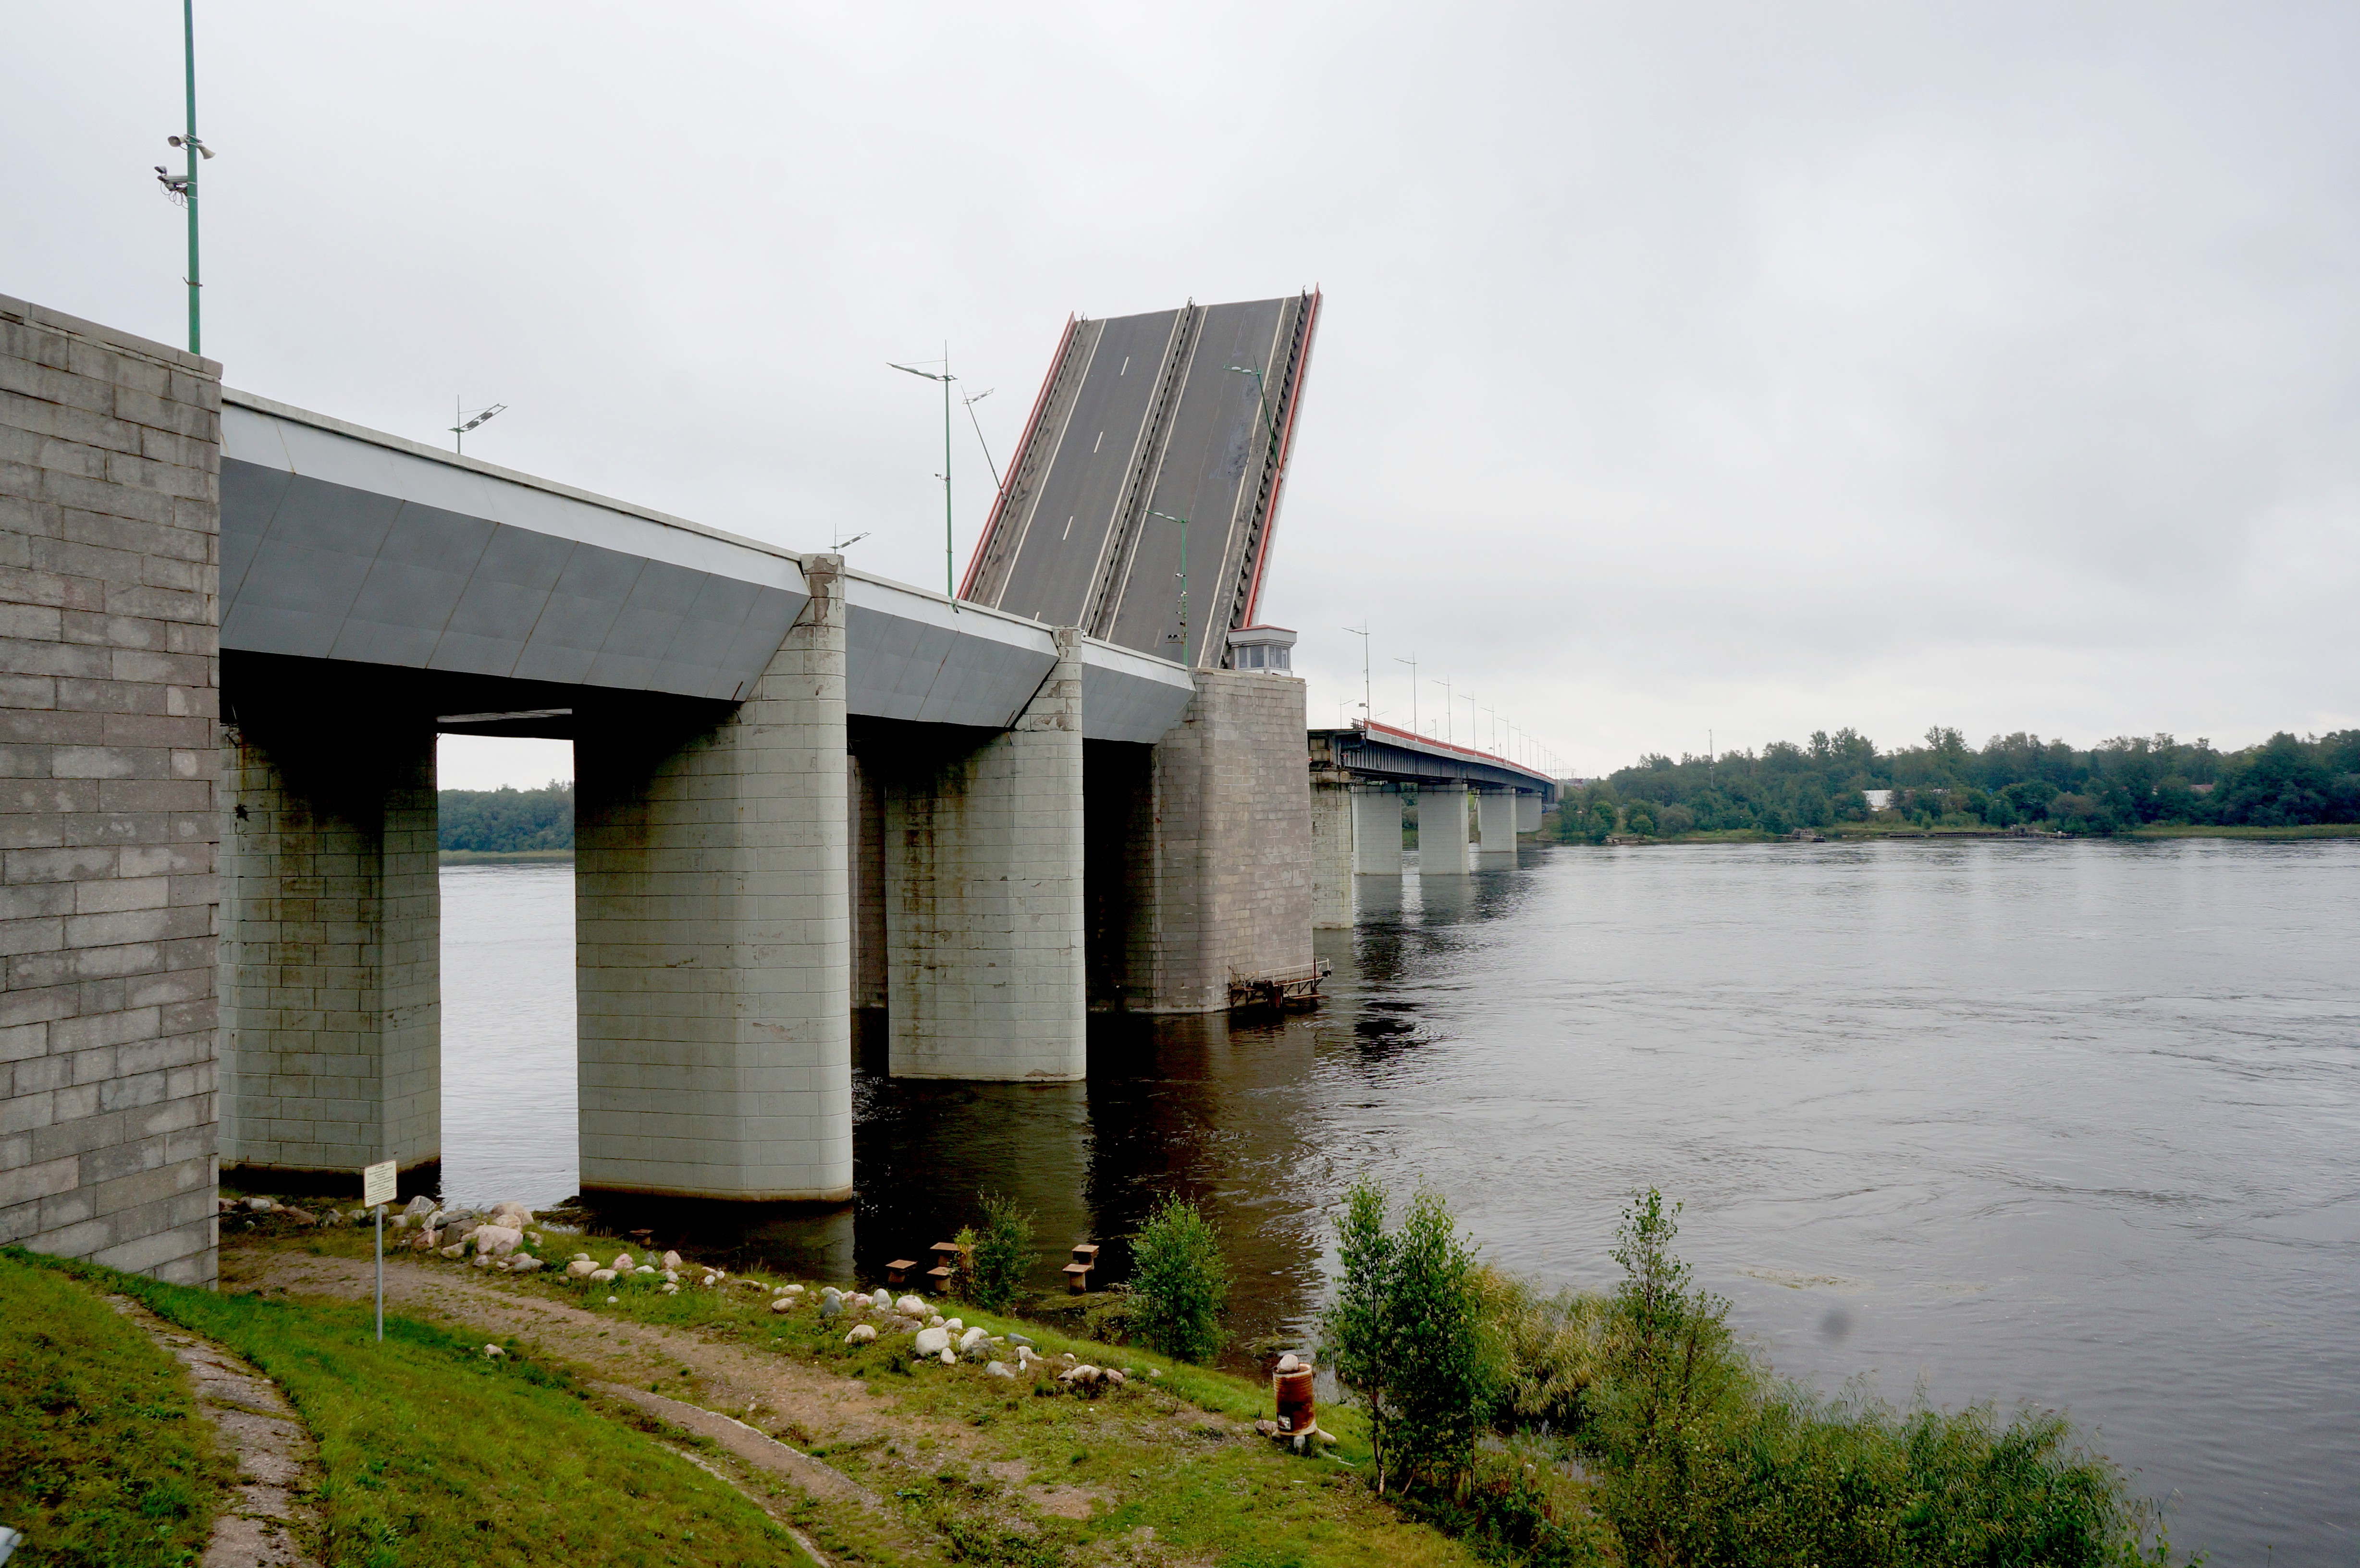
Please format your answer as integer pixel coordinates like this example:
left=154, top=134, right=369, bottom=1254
left=109, top=1294, right=321, bottom=1568
left=227, top=1249, right=998, bottom=1471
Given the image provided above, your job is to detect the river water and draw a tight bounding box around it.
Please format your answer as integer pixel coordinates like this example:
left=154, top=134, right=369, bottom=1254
left=440, top=840, right=2360, bottom=1562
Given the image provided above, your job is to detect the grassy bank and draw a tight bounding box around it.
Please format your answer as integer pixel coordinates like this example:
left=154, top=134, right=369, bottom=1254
left=2122, top=822, right=2360, bottom=839
left=7, top=1247, right=816, bottom=1568
left=242, top=1224, right=1478, bottom=1568
left=0, top=1251, right=233, bottom=1566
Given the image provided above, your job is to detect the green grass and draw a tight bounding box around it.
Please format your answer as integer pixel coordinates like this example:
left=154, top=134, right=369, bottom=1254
left=11, top=1248, right=816, bottom=1568
left=273, top=1229, right=1471, bottom=1568
left=0, top=1251, right=233, bottom=1567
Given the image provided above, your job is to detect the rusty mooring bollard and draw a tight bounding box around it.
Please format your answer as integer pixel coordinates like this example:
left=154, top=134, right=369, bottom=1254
left=1273, top=1354, right=1315, bottom=1437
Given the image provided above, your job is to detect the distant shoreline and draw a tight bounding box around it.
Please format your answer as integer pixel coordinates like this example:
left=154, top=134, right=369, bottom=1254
left=1558, top=822, right=2360, bottom=846
left=439, top=849, right=575, bottom=865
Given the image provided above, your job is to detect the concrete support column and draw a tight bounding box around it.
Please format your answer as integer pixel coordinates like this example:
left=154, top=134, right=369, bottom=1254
left=1352, top=788, right=1403, bottom=875
left=849, top=754, right=886, bottom=1013
left=1113, top=668, right=1313, bottom=1012
left=220, top=713, right=440, bottom=1184
left=1518, top=793, right=1544, bottom=834
left=1475, top=791, right=1520, bottom=869
left=574, top=555, right=851, bottom=1202
left=882, top=628, right=1085, bottom=1078
left=1311, top=779, right=1356, bottom=928
left=1417, top=783, right=1472, bottom=875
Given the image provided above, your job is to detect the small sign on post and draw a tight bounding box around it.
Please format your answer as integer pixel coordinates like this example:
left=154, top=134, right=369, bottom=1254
left=362, top=1160, right=395, bottom=1342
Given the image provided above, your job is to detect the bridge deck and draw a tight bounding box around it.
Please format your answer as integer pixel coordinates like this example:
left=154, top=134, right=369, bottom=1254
left=959, top=292, right=1319, bottom=669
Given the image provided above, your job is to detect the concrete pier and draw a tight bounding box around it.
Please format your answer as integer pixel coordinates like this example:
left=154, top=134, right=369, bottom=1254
left=219, top=702, right=440, bottom=1187
left=1113, top=668, right=1313, bottom=1012
left=1417, top=783, right=1472, bottom=875
left=1310, top=780, right=1355, bottom=928
left=1352, top=788, right=1403, bottom=875
left=1475, top=790, right=1521, bottom=869
left=880, top=628, right=1085, bottom=1078
left=573, top=556, right=852, bottom=1201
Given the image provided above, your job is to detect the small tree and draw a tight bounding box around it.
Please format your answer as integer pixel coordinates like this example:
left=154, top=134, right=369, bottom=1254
left=1129, top=1194, right=1230, bottom=1363
left=961, top=1191, right=1034, bottom=1311
left=1324, top=1177, right=1500, bottom=1496
left=1588, top=1188, right=1753, bottom=1566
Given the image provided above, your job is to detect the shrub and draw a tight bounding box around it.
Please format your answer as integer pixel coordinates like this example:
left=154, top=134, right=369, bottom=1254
left=961, top=1191, right=1034, bottom=1311
left=1129, top=1194, right=1230, bottom=1363
left=1325, top=1177, right=1502, bottom=1496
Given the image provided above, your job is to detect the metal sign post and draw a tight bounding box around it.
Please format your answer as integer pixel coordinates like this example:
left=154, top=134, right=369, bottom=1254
left=362, top=1160, right=395, bottom=1342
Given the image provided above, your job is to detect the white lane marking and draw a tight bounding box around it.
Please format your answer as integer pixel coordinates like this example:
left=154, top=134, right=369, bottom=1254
left=1120, top=356, right=1130, bottom=375
left=1093, top=430, right=1103, bottom=452
left=1062, top=515, right=1073, bottom=539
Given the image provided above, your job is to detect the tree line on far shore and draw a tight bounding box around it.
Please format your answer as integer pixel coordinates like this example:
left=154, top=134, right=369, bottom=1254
left=439, top=782, right=573, bottom=853
left=1551, top=727, right=2360, bottom=840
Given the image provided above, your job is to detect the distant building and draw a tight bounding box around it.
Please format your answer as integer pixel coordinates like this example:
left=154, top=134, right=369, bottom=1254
left=1864, top=789, right=1893, bottom=811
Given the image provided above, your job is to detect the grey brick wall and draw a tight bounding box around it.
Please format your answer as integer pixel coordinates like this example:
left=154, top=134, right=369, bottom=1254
left=1123, top=669, right=1313, bottom=1011
left=0, top=294, right=221, bottom=1286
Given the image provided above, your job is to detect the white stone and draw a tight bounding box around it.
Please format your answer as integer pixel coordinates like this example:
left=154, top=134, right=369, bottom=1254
left=483, top=1344, right=506, bottom=1358
left=662, top=1250, right=683, bottom=1272
left=845, top=1323, right=877, bottom=1345
left=896, top=1295, right=926, bottom=1317
left=770, top=1297, right=796, bottom=1315
left=472, top=1225, right=523, bottom=1258
left=957, top=1326, right=989, bottom=1352
left=590, top=1269, right=617, bottom=1283
left=566, top=1260, right=598, bottom=1279
left=869, top=1288, right=892, bottom=1311
left=985, top=1361, right=1014, bottom=1378
left=913, top=1326, right=951, bottom=1357
left=614, top=1253, right=635, bottom=1272
left=1277, top=1353, right=1301, bottom=1373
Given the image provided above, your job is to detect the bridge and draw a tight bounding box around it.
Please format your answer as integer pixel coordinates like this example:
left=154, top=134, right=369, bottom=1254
left=959, top=292, right=1319, bottom=670
left=0, top=294, right=1321, bottom=1282
left=1307, top=721, right=1559, bottom=926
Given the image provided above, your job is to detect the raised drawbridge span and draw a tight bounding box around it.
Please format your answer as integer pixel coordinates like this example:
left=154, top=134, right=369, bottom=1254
left=959, top=291, right=1320, bottom=669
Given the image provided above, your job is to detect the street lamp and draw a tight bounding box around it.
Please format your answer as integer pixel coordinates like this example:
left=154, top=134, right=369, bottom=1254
left=159, top=0, right=212, bottom=355
left=1227, top=365, right=1281, bottom=467
left=1432, top=675, right=1453, bottom=744
left=1145, top=508, right=1191, bottom=663
left=450, top=399, right=505, bottom=455
left=1394, top=651, right=1418, bottom=735
left=889, top=349, right=959, bottom=596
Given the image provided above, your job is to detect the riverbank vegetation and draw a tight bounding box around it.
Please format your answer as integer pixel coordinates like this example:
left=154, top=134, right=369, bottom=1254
left=1320, top=1184, right=2191, bottom=1567
left=439, top=781, right=573, bottom=854
left=1552, top=727, right=2359, bottom=840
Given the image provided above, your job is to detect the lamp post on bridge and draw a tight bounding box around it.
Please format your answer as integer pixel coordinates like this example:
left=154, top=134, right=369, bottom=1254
left=1145, top=508, right=1191, bottom=665
left=1432, top=676, right=1452, bottom=744
left=889, top=349, right=959, bottom=597
left=1394, top=651, right=1418, bottom=735
left=1342, top=623, right=1372, bottom=728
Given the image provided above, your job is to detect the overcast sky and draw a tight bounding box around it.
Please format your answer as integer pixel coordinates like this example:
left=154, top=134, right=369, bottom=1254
left=9, top=2, right=2356, bottom=786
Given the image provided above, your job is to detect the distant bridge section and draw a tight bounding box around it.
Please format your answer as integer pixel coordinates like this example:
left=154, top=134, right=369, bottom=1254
left=959, top=292, right=1320, bottom=669
left=1308, top=721, right=1558, bottom=925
